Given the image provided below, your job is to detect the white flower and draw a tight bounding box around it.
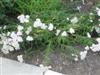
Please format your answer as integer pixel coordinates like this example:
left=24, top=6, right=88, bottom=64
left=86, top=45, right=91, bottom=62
left=39, top=64, right=52, bottom=70
left=1, top=44, right=9, bottom=54
left=69, top=28, right=75, bottom=34
left=90, top=13, right=93, bottom=15
left=87, top=32, right=91, bottom=38
left=90, top=20, right=93, bottom=22
left=97, top=10, right=100, bottom=16
left=72, top=54, right=78, bottom=61
left=90, top=43, right=100, bottom=52
left=47, top=66, right=52, bottom=69
left=25, top=31, right=30, bottom=35
left=33, top=18, right=42, bottom=28
left=11, top=41, right=20, bottom=50
left=17, top=25, right=24, bottom=31
left=26, top=36, right=33, bottom=41
left=17, top=14, right=25, bottom=23
left=17, top=36, right=23, bottom=42
left=96, top=7, right=99, bottom=10
left=85, top=46, right=90, bottom=51
left=33, top=19, right=47, bottom=29
left=95, top=26, right=100, bottom=33
left=17, top=31, right=23, bottom=36
left=55, top=29, right=61, bottom=36
left=74, top=57, right=79, bottom=61
left=61, top=31, right=68, bottom=36
left=1, top=44, right=14, bottom=54
left=8, top=32, right=21, bottom=49
left=1, top=48, right=9, bottom=54
left=0, top=32, right=21, bottom=54
left=96, top=7, right=100, bottom=16
left=66, top=17, right=70, bottom=21
left=80, top=51, right=87, bottom=60
left=17, top=55, right=23, bottom=63
left=71, top=16, right=78, bottom=24
left=48, top=23, right=54, bottom=31
left=10, top=32, right=23, bottom=42
left=25, top=26, right=32, bottom=35
left=10, top=32, right=17, bottom=39
left=77, top=6, right=81, bottom=12
left=36, top=18, right=41, bottom=22
left=6, top=45, right=14, bottom=52
left=39, top=64, right=44, bottom=68
left=17, top=14, right=30, bottom=23
left=7, top=32, right=11, bottom=36
left=3, top=26, right=7, bottom=29
left=25, top=15, right=30, bottom=19
left=96, top=38, right=100, bottom=44
left=71, top=54, right=75, bottom=56
left=7, top=38, right=20, bottom=50
left=40, top=23, right=47, bottom=30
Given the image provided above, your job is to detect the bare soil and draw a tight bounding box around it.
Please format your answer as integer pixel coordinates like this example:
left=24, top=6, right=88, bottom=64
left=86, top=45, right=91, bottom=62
left=0, top=46, right=100, bottom=75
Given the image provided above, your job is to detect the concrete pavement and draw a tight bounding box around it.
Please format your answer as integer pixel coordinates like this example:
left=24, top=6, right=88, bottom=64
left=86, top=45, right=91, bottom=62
left=0, top=57, right=64, bottom=75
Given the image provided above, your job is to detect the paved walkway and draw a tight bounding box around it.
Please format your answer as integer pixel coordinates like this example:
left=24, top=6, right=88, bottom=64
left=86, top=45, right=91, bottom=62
left=0, top=57, right=64, bottom=75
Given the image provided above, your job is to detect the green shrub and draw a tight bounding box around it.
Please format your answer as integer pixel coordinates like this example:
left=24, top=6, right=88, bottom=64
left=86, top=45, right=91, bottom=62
left=0, top=0, right=18, bottom=24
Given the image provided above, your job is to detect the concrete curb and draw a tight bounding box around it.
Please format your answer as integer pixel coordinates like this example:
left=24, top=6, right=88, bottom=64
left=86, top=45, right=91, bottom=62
left=0, top=57, right=64, bottom=75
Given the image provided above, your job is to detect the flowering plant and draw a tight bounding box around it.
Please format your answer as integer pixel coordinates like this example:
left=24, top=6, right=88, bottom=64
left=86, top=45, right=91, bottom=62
left=0, top=3, right=100, bottom=62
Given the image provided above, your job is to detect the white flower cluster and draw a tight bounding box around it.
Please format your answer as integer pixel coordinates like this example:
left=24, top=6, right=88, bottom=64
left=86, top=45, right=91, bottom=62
left=1, top=14, right=77, bottom=63
left=90, top=38, right=100, bottom=52
left=56, top=28, right=75, bottom=37
left=61, top=31, right=68, bottom=36
left=79, top=38, right=100, bottom=61
left=33, top=18, right=54, bottom=31
left=39, top=64, right=52, bottom=70
left=72, top=45, right=89, bottom=61
left=87, top=32, right=91, bottom=38
left=0, top=25, right=24, bottom=54
left=78, top=8, right=100, bottom=61
left=25, top=26, right=32, bottom=35
left=69, top=28, right=75, bottom=34
left=72, top=54, right=79, bottom=61
left=80, top=50, right=88, bottom=60
left=1, top=15, right=77, bottom=54
left=17, top=25, right=34, bottom=42
left=0, top=31, right=22, bottom=54
left=79, top=37, right=100, bottom=61
left=0, top=26, right=34, bottom=54
left=90, top=44, right=100, bottom=52
left=86, top=8, right=100, bottom=52
left=55, top=29, right=61, bottom=36
left=26, top=36, right=33, bottom=41
left=33, top=18, right=75, bottom=37
left=71, top=16, right=78, bottom=24
left=17, top=55, right=24, bottom=63
left=17, top=14, right=30, bottom=23
left=66, top=16, right=78, bottom=24
left=79, top=46, right=89, bottom=60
